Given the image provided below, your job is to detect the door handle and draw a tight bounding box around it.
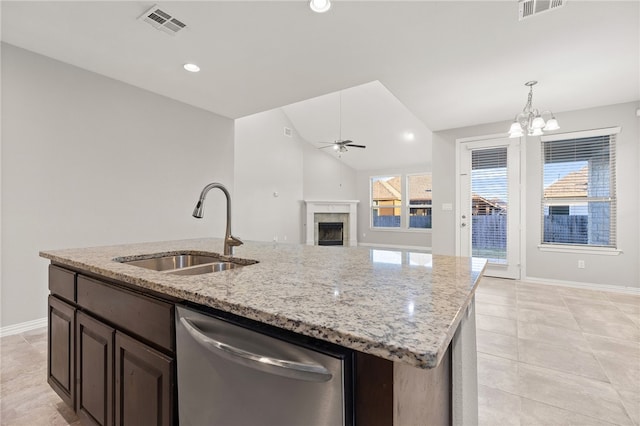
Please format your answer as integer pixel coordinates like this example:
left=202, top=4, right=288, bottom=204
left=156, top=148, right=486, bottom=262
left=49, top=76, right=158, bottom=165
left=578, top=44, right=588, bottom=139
left=180, top=317, right=333, bottom=382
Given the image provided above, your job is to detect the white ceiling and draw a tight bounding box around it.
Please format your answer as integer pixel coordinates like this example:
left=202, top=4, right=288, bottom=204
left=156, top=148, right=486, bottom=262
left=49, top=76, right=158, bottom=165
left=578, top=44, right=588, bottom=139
left=281, top=81, right=432, bottom=170
left=2, top=1, right=638, bottom=170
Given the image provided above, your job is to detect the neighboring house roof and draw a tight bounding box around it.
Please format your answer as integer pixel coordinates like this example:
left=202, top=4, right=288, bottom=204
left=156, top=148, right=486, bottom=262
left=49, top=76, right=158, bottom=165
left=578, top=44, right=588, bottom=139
left=372, top=175, right=432, bottom=202
left=380, top=176, right=402, bottom=199
left=472, top=195, right=505, bottom=214
left=371, top=174, right=507, bottom=212
left=544, top=166, right=588, bottom=198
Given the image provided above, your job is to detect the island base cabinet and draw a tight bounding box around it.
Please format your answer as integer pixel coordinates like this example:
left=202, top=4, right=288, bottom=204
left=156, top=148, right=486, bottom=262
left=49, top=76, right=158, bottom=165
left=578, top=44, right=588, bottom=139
left=48, top=295, right=75, bottom=410
left=47, top=267, right=177, bottom=425
left=115, top=332, right=173, bottom=426
left=76, top=312, right=114, bottom=426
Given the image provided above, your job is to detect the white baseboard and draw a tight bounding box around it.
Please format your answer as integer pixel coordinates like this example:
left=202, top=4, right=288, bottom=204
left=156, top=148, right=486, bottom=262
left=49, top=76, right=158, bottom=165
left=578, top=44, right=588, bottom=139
left=0, top=317, right=47, bottom=338
left=523, top=276, right=640, bottom=295
left=357, top=242, right=432, bottom=252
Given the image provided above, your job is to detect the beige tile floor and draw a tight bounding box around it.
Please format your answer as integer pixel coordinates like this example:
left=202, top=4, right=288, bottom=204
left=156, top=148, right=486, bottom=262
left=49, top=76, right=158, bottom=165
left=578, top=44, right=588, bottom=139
left=477, top=277, right=640, bottom=426
left=0, top=328, right=80, bottom=425
left=0, top=278, right=638, bottom=425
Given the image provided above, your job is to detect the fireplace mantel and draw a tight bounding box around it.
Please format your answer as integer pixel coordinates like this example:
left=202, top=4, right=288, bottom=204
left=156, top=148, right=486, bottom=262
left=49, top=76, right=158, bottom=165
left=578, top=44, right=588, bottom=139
left=304, top=200, right=359, bottom=246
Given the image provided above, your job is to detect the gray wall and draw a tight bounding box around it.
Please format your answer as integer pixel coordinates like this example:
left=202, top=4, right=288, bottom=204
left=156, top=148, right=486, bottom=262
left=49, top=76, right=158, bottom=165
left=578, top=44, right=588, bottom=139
left=234, top=108, right=357, bottom=244
left=1, top=44, right=235, bottom=327
left=433, top=101, right=639, bottom=289
left=356, top=165, right=432, bottom=249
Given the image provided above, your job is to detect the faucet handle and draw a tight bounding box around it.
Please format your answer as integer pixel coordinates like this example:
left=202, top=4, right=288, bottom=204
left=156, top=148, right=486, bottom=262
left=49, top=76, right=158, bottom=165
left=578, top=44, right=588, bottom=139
left=227, top=235, right=243, bottom=247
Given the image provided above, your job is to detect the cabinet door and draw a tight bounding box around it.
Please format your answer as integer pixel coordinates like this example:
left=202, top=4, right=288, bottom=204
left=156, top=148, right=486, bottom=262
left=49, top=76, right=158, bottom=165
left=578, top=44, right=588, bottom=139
left=114, top=332, right=173, bottom=426
left=48, top=295, right=75, bottom=408
left=77, top=312, right=114, bottom=426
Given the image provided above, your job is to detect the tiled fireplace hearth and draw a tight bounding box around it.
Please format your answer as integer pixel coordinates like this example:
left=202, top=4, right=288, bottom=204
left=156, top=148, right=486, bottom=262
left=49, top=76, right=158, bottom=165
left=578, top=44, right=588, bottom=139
left=304, top=200, right=359, bottom=246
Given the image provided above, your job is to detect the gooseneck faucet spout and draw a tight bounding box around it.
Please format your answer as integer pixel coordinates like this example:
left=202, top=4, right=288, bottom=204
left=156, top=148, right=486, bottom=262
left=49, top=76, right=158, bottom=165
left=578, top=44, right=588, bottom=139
left=193, top=182, right=243, bottom=256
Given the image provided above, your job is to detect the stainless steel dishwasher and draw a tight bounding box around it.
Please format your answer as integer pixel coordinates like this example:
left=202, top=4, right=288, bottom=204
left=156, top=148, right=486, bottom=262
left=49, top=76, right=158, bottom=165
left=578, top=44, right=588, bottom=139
left=175, top=305, right=353, bottom=426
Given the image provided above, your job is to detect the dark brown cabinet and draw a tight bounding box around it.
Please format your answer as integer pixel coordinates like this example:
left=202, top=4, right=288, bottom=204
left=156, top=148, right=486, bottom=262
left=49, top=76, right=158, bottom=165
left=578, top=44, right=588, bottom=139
left=115, top=332, right=173, bottom=426
left=76, top=311, right=114, bottom=426
left=48, top=295, right=76, bottom=409
left=47, top=265, right=176, bottom=426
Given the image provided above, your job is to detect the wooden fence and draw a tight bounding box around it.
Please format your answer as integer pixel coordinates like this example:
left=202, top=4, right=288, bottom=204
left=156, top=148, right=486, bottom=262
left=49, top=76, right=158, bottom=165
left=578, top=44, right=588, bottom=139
left=372, top=215, right=432, bottom=228
left=372, top=214, right=588, bottom=245
left=472, top=215, right=589, bottom=247
left=543, top=215, right=588, bottom=244
left=472, top=216, right=506, bottom=250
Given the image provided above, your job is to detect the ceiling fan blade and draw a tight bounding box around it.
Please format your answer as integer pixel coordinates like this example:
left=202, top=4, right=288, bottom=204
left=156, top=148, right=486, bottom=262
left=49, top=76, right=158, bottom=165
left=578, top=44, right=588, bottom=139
left=339, top=140, right=353, bottom=145
left=345, top=144, right=366, bottom=148
left=318, top=145, right=336, bottom=150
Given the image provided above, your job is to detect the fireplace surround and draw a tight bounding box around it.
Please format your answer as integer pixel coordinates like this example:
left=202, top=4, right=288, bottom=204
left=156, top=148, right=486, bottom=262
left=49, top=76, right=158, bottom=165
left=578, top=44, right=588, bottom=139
left=304, top=200, right=359, bottom=246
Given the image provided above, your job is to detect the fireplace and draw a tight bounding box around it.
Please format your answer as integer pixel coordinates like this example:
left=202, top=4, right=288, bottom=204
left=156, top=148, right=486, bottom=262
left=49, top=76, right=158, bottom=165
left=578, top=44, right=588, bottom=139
left=318, top=222, right=344, bottom=246
left=304, top=200, right=359, bottom=246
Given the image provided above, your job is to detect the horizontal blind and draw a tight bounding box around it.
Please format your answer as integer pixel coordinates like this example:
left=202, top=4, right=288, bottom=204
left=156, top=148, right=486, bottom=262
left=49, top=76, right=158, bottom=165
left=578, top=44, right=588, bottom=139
left=541, top=134, right=617, bottom=247
left=471, top=147, right=508, bottom=263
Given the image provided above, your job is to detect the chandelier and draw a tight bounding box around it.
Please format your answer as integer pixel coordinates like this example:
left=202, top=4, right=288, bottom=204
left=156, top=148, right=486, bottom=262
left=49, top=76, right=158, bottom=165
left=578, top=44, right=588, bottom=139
left=508, top=81, right=559, bottom=138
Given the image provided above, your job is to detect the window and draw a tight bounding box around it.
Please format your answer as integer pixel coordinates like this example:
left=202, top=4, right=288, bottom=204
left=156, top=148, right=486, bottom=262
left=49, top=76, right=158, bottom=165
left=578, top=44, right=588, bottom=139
left=370, top=173, right=432, bottom=230
left=471, top=147, right=508, bottom=263
left=407, top=173, right=432, bottom=229
left=541, top=127, right=619, bottom=248
left=371, top=175, right=401, bottom=228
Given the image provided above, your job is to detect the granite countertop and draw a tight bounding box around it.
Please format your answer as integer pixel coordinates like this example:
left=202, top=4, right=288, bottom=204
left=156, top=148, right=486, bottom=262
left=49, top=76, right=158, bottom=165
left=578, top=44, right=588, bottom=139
left=40, top=238, right=486, bottom=369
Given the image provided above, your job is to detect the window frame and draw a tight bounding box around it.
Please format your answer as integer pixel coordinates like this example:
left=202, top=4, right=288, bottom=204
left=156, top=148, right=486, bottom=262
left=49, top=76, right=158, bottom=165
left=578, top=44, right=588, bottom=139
left=369, top=172, right=432, bottom=232
left=539, top=126, right=620, bottom=252
left=406, top=172, right=432, bottom=230
left=370, top=175, right=402, bottom=230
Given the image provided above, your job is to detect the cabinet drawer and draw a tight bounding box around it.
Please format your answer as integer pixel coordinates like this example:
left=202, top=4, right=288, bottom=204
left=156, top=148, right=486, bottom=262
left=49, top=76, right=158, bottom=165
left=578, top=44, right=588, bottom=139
left=77, top=276, right=174, bottom=352
left=49, top=265, right=76, bottom=302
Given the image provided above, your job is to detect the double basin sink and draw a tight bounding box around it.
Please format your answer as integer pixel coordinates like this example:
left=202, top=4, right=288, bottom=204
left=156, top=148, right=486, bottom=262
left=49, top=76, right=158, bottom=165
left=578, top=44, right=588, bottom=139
left=116, top=253, right=257, bottom=276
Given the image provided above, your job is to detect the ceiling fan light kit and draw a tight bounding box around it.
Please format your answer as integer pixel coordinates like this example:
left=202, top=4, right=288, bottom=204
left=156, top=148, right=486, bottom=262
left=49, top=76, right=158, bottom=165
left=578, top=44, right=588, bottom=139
left=508, top=80, right=560, bottom=138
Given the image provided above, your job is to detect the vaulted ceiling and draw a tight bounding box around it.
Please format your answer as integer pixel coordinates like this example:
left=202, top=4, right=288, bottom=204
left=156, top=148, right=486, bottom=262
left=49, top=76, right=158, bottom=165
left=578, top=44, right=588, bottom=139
left=2, top=1, right=638, bottom=170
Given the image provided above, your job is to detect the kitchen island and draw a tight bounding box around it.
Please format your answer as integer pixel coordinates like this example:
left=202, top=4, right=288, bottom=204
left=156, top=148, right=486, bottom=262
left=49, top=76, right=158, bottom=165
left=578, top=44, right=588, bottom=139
left=41, top=238, right=486, bottom=426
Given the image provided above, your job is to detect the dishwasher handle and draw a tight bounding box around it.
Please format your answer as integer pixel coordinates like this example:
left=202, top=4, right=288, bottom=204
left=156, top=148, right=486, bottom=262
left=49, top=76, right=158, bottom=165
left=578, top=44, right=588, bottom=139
left=180, top=317, right=333, bottom=383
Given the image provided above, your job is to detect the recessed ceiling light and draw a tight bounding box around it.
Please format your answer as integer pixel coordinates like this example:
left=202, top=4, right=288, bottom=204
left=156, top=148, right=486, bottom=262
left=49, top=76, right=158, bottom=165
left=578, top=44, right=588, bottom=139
left=404, top=131, right=415, bottom=141
left=310, top=0, right=331, bottom=13
left=183, top=63, right=200, bottom=73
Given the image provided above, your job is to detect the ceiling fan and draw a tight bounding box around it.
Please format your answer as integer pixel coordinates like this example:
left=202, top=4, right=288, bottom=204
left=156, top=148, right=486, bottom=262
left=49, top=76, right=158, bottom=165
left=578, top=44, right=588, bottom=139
left=318, top=91, right=366, bottom=153
left=320, top=139, right=366, bottom=153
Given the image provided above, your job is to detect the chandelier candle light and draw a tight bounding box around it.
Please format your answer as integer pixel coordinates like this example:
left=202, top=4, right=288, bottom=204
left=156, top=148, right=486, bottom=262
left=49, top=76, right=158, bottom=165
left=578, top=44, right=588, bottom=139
left=309, top=0, right=331, bottom=13
left=508, top=81, right=560, bottom=138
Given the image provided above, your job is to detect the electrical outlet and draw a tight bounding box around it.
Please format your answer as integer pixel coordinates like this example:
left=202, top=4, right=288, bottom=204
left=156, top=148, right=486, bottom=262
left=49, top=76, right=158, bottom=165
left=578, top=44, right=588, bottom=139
left=578, top=260, right=585, bottom=269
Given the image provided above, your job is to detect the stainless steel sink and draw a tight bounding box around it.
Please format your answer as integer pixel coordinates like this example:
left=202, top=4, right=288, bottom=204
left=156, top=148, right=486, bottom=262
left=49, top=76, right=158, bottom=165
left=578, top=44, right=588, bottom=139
left=116, top=252, right=257, bottom=275
left=122, top=254, right=220, bottom=271
left=169, top=262, right=240, bottom=275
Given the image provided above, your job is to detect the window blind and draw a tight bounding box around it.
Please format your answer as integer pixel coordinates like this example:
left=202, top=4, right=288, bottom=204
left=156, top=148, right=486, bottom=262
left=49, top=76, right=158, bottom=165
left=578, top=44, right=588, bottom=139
left=541, top=132, right=617, bottom=247
left=471, top=147, right=508, bottom=263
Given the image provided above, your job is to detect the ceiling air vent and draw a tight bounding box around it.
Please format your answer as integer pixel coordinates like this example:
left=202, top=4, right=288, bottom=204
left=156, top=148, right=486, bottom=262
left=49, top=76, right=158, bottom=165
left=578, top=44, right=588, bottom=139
left=518, top=0, right=566, bottom=21
left=139, top=4, right=187, bottom=36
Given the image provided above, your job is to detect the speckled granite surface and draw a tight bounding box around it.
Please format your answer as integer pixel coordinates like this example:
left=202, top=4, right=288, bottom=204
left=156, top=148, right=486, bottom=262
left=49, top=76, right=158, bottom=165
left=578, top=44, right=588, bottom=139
left=40, top=238, right=486, bottom=369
